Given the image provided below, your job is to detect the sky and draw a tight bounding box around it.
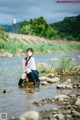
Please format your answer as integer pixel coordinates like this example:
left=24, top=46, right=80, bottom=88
left=0, top=0, right=80, bottom=25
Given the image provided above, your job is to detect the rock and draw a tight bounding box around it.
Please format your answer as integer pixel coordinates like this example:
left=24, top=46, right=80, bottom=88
left=55, top=95, right=69, bottom=101
left=50, top=118, right=57, bottom=120
left=65, top=114, right=72, bottom=119
left=77, top=55, right=80, bottom=58
left=63, top=79, right=71, bottom=85
left=37, top=63, right=50, bottom=73
left=47, top=77, right=60, bottom=83
left=75, top=98, right=80, bottom=106
left=73, top=82, right=80, bottom=89
left=19, top=111, right=39, bottom=120
left=48, top=73, right=55, bottom=78
left=57, top=84, right=73, bottom=89
left=57, top=84, right=66, bottom=89
left=57, top=79, right=72, bottom=89
left=33, top=102, right=40, bottom=106
left=40, top=76, right=60, bottom=83
left=3, top=89, right=6, bottom=93
left=72, top=110, right=80, bottom=117
left=66, top=84, right=73, bottom=89
left=51, top=58, right=59, bottom=61
left=3, top=52, right=13, bottom=57
left=39, top=76, right=48, bottom=81
left=52, top=107, right=59, bottom=112
left=41, top=81, right=49, bottom=86
left=9, top=117, right=20, bottom=120
left=63, top=109, right=71, bottom=114
left=53, top=113, right=64, bottom=120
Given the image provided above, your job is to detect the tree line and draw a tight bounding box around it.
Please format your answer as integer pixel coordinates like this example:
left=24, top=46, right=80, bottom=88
left=50, top=15, right=80, bottom=41
left=1, top=15, right=80, bottom=41
left=18, top=17, right=58, bottom=38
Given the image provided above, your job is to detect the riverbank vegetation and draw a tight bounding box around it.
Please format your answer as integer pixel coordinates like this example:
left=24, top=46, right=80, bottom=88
left=2, top=15, right=80, bottom=41
left=18, top=15, right=80, bottom=41
left=56, top=55, right=80, bottom=76
left=0, top=27, right=80, bottom=56
left=0, top=39, right=80, bottom=55
left=37, top=55, right=80, bottom=78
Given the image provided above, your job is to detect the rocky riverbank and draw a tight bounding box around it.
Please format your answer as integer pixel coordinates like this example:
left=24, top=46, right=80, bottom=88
left=37, top=93, right=80, bottom=120
left=8, top=76, right=80, bottom=120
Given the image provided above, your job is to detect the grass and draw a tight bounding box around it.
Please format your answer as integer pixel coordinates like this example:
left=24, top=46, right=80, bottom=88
left=56, top=55, right=79, bottom=75
left=36, top=55, right=80, bottom=77
left=0, top=31, right=80, bottom=54
left=36, top=63, right=55, bottom=76
left=0, top=39, right=80, bottom=55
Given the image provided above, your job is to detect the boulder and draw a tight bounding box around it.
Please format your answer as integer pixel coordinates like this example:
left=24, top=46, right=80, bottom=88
left=41, top=81, right=49, bottom=86
left=50, top=77, right=60, bottom=83
left=75, top=98, right=80, bottom=106
left=62, top=79, right=71, bottom=85
left=66, top=84, right=73, bottom=89
left=19, top=111, right=39, bottom=120
left=57, top=84, right=66, bottom=89
left=37, top=63, right=49, bottom=72
left=37, top=62, right=54, bottom=73
left=57, top=79, right=72, bottom=89
left=48, top=73, right=55, bottom=78
left=53, top=113, right=64, bottom=120
left=3, top=52, right=13, bottom=57
left=55, top=95, right=69, bottom=101
left=47, top=77, right=60, bottom=83
left=77, top=55, right=80, bottom=58
left=72, top=110, right=80, bottom=117
left=40, top=76, right=60, bottom=83
left=39, top=76, right=48, bottom=81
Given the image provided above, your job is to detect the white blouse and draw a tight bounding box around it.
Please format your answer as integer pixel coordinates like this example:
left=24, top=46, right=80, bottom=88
left=23, top=56, right=36, bottom=72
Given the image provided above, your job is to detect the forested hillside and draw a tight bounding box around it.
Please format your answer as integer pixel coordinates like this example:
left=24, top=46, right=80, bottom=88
left=50, top=15, right=80, bottom=41
left=1, top=15, right=80, bottom=41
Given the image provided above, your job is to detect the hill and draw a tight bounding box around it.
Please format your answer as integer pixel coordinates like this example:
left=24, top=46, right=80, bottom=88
left=50, top=15, right=80, bottom=41
left=1, top=15, right=80, bottom=41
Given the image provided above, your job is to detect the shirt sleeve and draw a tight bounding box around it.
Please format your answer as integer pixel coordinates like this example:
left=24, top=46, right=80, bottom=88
left=27, top=57, right=36, bottom=70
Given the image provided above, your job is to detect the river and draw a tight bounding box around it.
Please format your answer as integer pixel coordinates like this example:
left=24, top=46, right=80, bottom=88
left=0, top=51, right=80, bottom=119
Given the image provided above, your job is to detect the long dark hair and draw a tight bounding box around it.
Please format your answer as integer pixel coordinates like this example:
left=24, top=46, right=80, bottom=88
left=26, top=48, right=33, bottom=53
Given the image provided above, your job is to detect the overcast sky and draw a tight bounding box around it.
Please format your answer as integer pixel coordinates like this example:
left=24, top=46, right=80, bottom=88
left=0, top=0, right=80, bottom=24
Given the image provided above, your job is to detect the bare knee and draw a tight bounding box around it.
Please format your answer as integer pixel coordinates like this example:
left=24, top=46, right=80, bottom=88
left=21, top=73, right=27, bottom=79
left=26, top=68, right=31, bottom=74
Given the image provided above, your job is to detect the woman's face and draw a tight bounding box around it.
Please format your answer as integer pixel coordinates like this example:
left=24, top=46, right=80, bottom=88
left=26, top=50, right=33, bottom=57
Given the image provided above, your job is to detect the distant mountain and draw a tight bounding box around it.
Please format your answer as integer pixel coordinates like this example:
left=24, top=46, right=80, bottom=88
left=1, top=22, right=22, bottom=33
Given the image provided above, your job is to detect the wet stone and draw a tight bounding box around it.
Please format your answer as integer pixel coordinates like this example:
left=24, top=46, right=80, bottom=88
left=52, top=113, right=65, bottom=120
left=3, top=89, right=6, bottom=93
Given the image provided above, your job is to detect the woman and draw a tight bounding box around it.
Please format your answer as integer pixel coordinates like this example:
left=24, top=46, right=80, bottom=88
left=18, top=48, right=40, bottom=87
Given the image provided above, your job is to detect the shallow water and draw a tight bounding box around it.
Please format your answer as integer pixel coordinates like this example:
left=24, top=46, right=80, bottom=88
left=0, top=51, right=80, bottom=119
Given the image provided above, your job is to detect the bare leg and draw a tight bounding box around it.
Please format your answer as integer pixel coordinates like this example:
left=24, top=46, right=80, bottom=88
left=21, top=68, right=31, bottom=81
left=21, top=73, right=27, bottom=80
left=26, top=68, right=31, bottom=74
